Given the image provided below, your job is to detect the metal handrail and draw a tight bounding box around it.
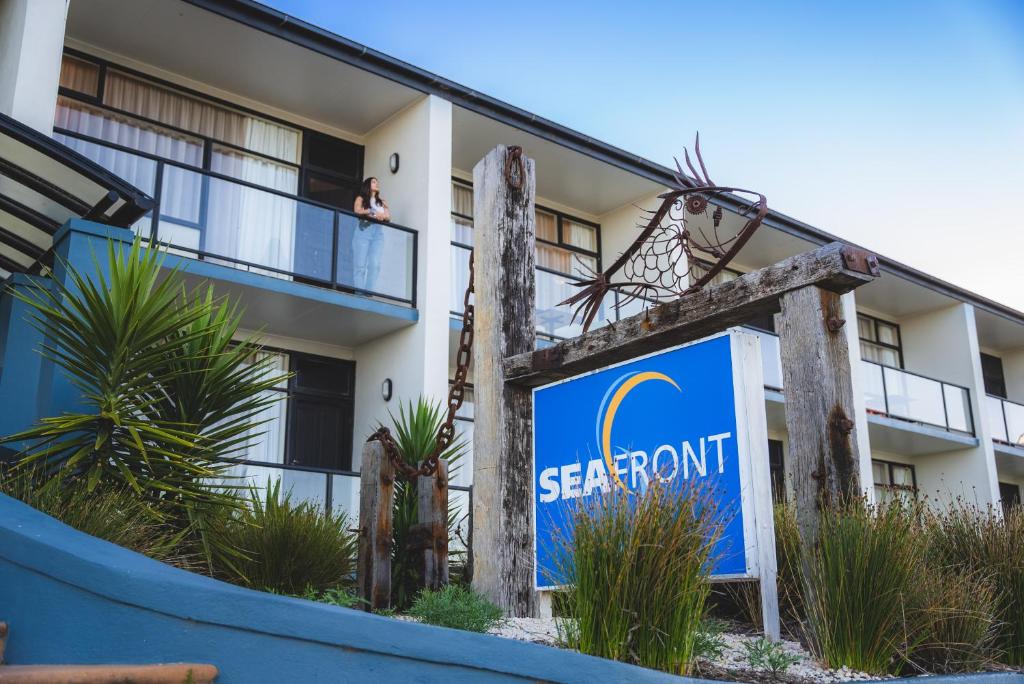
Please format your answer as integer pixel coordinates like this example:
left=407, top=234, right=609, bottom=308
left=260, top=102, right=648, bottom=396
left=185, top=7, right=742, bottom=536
left=987, top=394, right=1024, bottom=447
left=55, top=129, right=418, bottom=306
left=862, top=359, right=974, bottom=435
left=215, top=456, right=473, bottom=517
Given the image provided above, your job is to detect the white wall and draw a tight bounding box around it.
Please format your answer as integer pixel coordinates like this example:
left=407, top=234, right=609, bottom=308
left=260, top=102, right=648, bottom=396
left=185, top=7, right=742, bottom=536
left=351, top=95, right=453, bottom=459
left=0, top=0, right=68, bottom=133
left=597, top=191, right=665, bottom=277
left=900, top=303, right=1000, bottom=507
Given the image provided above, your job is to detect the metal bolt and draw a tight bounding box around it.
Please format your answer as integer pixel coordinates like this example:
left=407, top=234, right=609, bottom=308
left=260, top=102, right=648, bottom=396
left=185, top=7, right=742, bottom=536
left=826, top=316, right=846, bottom=332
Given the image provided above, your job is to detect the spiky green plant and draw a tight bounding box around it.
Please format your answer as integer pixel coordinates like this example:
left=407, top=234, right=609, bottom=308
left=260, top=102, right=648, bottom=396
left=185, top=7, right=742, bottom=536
left=383, top=397, right=466, bottom=609
left=210, top=479, right=357, bottom=595
left=550, top=483, right=720, bottom=676
left=0, top=465, right=189, bottom=565
left=1, top=239, right=286, bottom=515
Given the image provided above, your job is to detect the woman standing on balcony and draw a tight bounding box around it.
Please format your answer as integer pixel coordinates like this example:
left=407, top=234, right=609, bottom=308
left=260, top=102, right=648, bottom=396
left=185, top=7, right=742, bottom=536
left=352, top=177, right=390, bottom=293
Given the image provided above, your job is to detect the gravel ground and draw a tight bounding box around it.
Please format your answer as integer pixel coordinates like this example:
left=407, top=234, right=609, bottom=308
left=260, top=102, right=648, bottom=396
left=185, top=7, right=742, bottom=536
left=486, top=617, right=881, bottom=683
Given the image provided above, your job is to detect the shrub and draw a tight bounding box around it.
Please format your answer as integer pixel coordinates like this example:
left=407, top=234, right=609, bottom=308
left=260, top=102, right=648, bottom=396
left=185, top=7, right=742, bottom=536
left=926, top=503, right=1024, bottom=666
left=551, top=483, right=719, bottom=675
left=802, top=500, right=921, bottom=675
left=744, top=637, right=801, bottom=678
left=297, top=585, right=365, bottom=610
left=693, top=619, right=727, bottom=661
left=408, top=585, right=503, bottom=633
left=211, top=479, right=357, bottom=595
left=773, top=502, right=804, bottom=628
left=905, top=563, right=1000, bottom=673
left=1, top=468, right=187, bottom=565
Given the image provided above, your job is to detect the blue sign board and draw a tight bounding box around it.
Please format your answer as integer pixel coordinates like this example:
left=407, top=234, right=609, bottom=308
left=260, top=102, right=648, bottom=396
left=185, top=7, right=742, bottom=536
left=532, top=332, right=763, bottom=590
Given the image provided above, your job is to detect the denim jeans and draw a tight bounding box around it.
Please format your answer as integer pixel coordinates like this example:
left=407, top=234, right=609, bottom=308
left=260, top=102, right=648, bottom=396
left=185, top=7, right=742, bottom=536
left=352, top=220, right=384, bottom=293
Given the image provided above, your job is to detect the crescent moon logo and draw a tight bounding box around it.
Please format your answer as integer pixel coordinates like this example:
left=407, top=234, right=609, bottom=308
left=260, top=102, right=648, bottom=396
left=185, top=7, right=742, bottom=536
left=598, top=371, right=681, bottom=492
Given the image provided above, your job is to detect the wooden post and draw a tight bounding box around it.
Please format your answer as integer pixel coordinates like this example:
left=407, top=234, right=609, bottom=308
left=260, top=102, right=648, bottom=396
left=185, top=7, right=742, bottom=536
left=471, top=145, right=539, bottom=617
left=418, top=460, right=449, bottom=590
left=357, top=439, right=394, bottom=611
left=777, top=285, right=862, bottom=558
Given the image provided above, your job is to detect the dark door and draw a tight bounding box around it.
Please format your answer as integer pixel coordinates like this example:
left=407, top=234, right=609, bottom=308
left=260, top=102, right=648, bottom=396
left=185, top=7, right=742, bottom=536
left=286, top=353, right=355, bottom=471
left=768, top=439, right=785, bottom=502
left=1000, top=482, right=1021, bottom=515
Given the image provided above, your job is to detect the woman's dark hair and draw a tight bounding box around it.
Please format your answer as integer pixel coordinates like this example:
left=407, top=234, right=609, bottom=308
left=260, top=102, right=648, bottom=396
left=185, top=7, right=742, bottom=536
left=357, top=177, right=383, bottom=209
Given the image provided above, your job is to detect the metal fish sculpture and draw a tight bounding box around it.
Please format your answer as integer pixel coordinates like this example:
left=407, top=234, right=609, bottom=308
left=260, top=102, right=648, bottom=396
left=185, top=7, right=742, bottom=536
left=560, top=134, right=768, bottom=333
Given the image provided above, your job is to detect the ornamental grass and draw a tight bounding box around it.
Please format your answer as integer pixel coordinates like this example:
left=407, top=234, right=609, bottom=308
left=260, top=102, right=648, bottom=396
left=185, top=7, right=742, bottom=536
left=550, top=483, right=720, bottom=676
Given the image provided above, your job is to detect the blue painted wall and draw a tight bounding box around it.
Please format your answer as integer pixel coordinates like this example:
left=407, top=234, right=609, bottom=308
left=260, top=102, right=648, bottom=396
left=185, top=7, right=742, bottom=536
left=0, top=493, right=699, bottom=683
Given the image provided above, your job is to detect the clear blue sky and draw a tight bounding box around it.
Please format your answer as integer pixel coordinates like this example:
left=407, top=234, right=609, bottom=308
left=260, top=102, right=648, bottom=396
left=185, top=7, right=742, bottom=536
left=265, top=0, right=1024, bottom=312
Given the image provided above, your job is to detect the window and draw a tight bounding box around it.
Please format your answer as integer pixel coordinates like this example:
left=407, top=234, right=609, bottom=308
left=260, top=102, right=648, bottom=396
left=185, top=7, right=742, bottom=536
left=981, top=353, right=1007, bottom=399
left=872, top=459, right=917, bottom=505
left=54, top=51, right=365, bottom=203
left=237, top=350, right=355, bottom=472
left=300, top=130, right=364, bottom=210
left=768, top=439, right=785, bottom=503
left=449, top=178, right=602, bottom=342
left=999, top=482, right=1021, bottom=515
left=858, top=314, right=902, bottom=367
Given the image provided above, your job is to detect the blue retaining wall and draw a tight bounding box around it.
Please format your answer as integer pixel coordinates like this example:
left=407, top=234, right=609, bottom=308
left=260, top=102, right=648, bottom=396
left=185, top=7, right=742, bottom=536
left=0, top=493, right=706, bottom=683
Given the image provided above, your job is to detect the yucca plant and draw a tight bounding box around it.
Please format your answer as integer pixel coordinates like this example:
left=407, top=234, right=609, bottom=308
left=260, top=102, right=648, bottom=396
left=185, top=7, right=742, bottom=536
left=550, top=483, right=719, bottom=675
left=1, top=238, right=286, bottom=516
left=383, top=397, right=466, bottom=609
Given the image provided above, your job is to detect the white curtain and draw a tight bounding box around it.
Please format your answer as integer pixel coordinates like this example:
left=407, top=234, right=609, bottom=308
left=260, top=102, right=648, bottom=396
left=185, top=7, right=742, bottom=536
left=218, top=351, right=289, bottom=494
left=207, top=147, right=298, bottom=278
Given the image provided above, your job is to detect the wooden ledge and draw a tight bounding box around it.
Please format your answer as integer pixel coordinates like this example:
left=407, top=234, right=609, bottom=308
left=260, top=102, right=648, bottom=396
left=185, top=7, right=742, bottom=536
left=503, top=242, right=879, bottom=387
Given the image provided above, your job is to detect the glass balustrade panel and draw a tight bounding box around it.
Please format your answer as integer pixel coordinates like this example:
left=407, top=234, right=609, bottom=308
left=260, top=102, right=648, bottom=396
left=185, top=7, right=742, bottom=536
left=882, top=367, right=947, bottom=428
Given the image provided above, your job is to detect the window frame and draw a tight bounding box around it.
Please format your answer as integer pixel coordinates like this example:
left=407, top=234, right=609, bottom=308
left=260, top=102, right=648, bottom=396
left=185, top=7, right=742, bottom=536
left=871, top=458, right=918, bottom=500
left=449, top=177, right=601, bottom=277
left=56, top=48, right=366, bottom=213
left=858, top=312, right=904, bottom=369
left=230, top=346, right=357, bottom=473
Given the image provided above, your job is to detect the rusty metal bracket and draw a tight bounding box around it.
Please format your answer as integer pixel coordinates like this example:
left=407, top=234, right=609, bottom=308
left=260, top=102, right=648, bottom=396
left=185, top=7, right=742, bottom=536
left=840, top=246, right=881, bottom=276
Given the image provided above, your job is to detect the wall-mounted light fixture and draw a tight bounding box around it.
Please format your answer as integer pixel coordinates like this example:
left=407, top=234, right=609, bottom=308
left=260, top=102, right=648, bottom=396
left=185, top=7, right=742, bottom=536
left=381, top=378, right=393, bottom=402
left=389, top=153, right=400, bottom=174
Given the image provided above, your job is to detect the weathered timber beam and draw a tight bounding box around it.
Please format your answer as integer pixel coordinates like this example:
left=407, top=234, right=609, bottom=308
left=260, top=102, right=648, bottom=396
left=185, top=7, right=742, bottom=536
left=504, top=242, right=879, bottom=387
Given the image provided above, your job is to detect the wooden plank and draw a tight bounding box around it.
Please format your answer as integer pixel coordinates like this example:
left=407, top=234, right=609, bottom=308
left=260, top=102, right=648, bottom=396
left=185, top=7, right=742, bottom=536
left=357, top=440, right=394, bottom=611
left=503, top=242, right=878, bottom=387
left=471, top=145, right=539, bottom=618
left=777, top=285, right=862, bottom=569
left=418, top=460, right=449, bottom=591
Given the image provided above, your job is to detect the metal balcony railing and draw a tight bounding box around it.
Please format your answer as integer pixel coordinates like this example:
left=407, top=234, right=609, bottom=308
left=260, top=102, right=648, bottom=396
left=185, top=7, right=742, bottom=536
left=54, top=130, right=418, bottom=307
left=862, top=360, right=974, bottom=435
left=214, top=457, right=472, bottom=527
left=986, top=395, right=1024, bottom=447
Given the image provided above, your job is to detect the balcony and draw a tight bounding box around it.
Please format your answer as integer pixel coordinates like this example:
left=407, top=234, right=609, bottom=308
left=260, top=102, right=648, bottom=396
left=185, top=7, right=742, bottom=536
left=987, top=395, right=1024, bottom=460
left=752, top=331, right=978, bottom=454
left=52, top=131, right=418, bottom=346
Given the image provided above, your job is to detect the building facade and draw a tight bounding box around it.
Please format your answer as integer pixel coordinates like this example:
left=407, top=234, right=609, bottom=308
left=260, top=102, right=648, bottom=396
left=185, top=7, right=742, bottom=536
left=1, top=0, right=1023, bottom=536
